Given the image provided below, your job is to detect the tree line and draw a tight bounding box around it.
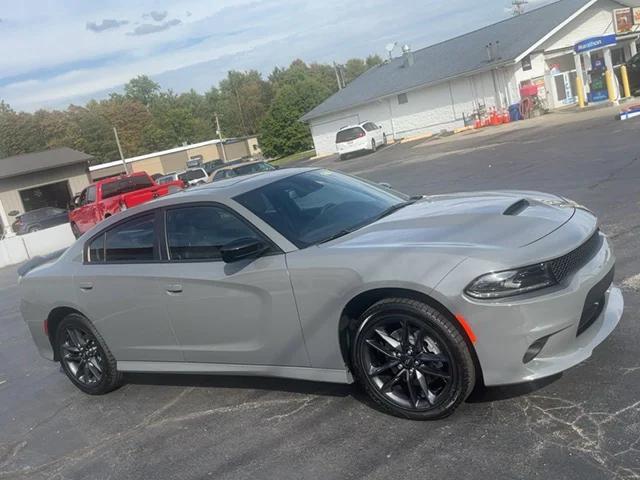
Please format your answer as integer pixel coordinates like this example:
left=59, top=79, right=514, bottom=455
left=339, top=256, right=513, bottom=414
left=0, top=55, right=382, bottom=164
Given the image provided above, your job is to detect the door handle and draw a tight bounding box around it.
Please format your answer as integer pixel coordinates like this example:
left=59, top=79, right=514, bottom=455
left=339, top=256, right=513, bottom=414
left=79, top=282, right=94, bottom=291
left=166, top=284, right=183, bottom=294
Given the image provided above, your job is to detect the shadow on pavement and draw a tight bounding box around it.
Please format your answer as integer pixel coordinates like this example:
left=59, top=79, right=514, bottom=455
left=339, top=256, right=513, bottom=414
left=466, top=373, right=562, bottom=403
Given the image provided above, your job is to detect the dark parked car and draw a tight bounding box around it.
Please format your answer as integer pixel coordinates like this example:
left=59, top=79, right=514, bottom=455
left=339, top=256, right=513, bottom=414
left=626, top=53, right=640, bottom=95
left=211, top=161, right=276, bottom=182
left=11, top=207, right=69, bottom=235
left=203, top=159, right=224, bottom=175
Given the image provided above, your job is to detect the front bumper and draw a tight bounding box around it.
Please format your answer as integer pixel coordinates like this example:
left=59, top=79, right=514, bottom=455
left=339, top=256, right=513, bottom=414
left=455, top=233, right=623, bottom=386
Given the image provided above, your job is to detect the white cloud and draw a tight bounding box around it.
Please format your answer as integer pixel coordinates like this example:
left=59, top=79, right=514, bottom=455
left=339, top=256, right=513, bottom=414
left=0, top=0, right=514, bottom=111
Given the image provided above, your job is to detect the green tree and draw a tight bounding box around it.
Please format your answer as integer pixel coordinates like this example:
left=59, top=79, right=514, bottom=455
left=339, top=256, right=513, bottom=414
left=260, top=78, right=330, bottom=157
left=217, top=70, right=271, bottom=137
left=124, top=75, right=161, bottom=106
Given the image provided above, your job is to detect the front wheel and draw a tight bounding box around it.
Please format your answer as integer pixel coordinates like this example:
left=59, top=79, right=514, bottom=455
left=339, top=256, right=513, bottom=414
left=55, top=313, right=122, bottom=395
left=352, top=298, right=475, bottom=420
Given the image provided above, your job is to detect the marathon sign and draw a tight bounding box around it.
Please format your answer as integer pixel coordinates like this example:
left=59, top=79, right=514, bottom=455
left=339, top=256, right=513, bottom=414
left=574, top=34, right=617, bottom=53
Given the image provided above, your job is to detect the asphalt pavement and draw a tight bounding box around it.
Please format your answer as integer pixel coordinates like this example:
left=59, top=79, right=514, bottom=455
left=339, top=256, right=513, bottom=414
left=1, top=106, right=639, bottom=479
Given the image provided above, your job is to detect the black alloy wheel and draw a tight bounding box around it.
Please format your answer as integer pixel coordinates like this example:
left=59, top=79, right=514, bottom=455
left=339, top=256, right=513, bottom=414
left=56, top=313, right=122, bottom=395
left=352, top=298, right=475, bottom=420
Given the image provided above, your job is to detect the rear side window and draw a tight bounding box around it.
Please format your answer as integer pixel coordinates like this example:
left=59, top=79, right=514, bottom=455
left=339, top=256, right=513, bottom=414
left=165, top=205, right=260, bottom=261
left=104, top=214, right=156, bottom=262
left=179, top=170, right=206, bottom=182
left=336, top=127, right=365, bottom=143
left=363, top=123, right=377, bottom=131
left=102, top=176, right=153, bottom=199
left=88, top=234, right=105, bottom=262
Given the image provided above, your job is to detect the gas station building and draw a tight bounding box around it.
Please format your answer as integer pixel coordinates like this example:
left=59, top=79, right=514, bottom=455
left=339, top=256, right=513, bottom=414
left=303, top=0, right=640, bottom=156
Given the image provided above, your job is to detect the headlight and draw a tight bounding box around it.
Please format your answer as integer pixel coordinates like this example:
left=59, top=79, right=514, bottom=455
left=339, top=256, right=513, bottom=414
left=465, top=263, right=557, bottom=299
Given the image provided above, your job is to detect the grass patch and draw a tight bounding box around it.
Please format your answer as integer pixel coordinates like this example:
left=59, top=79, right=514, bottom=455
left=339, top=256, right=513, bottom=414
left=270, top=149, right=316, bottom=167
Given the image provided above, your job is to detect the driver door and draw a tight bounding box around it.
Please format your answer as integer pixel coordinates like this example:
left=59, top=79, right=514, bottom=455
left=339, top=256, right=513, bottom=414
left=161, top=203, right=309, bottom=367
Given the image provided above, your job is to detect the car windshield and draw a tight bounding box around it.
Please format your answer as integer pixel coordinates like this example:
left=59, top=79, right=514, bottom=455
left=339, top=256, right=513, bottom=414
left=233, top=162, right=274, bottom=176
left=179, top=170, right=206, bottom=182
left=234, top=170, right=408, bottom=248
left=102, top=176, right=154, bottom=199
left=336, top=127, right=364, bottom=143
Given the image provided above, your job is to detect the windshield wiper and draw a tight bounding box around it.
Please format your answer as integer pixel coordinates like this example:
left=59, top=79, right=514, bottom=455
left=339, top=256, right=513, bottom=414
left=371, top=200, right=416, bottom=221
left=315, top=200, right=416, bottom=245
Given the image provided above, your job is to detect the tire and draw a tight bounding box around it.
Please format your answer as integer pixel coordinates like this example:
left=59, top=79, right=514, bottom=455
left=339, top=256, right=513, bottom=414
left=383, top=133, right=388, bottom=146
left=55, top=313, right=122, bottom=395
left=371, top=139, right=377, bottom=152
left=351, top=298, right=475, bottom=420
left=28, top=225, right=40, bottom=233
left=70, top=223, right=81, bottom=239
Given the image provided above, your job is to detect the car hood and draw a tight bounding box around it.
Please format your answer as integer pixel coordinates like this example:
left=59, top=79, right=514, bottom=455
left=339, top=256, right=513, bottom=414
left=336, top=191, right=576, bottom=249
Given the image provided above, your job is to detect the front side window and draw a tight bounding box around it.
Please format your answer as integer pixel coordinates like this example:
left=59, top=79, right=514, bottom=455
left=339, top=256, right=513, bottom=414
left=104, top=214, right=156, bottom=262
left=179, top=170, right=206, bottom=183
left=363, top=122, right=377, bottom=131
left=235, top=170, right=407, bottom=248
left=166, top=205, right=261, bottom=261
left=86, top=186, right=96, bottom=203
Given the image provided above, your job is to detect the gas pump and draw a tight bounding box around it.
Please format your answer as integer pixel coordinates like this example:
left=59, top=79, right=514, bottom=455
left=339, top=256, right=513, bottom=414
left=587, top=55, right=608, bottom=102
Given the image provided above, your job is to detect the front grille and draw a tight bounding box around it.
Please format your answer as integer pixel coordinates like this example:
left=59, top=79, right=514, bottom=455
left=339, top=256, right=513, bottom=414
left=549, top=230, right=602, bottom=282
left=577, top=266, right=614, bottom=336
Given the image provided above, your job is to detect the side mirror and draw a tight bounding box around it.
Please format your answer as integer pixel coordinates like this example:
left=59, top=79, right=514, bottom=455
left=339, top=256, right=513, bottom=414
left=8, top=210, right=19, bottom=217
left=220, top=237, right=268, bottom=263
left=379, top=182, right=392, bottom=189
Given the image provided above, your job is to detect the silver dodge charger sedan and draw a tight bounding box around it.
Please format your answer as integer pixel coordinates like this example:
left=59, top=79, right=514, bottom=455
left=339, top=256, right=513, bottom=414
left=19, top=168, right=623, bottom=420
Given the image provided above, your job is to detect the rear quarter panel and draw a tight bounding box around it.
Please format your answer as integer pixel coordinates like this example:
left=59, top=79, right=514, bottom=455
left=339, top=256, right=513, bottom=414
left=20, top=260, right=81, bottom=361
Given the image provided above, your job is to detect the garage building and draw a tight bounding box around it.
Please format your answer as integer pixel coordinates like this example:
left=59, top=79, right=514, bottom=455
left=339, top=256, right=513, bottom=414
left=89, top=136, right=262, bottom=181
left=0, top=147, right=92, bottom=233
left=302, top=0, right=640, bottom=155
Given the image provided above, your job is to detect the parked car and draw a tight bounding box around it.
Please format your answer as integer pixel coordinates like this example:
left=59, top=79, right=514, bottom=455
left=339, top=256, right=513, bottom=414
left=69, top=172, right=183, bottom=238
left=156, top=173, right=179, bottom=185
left=11, top=207, right=69, bottom=235
left=178, top=168, right=209, bottom=187
left=336, top=121, right=386, bottom=160
left=210, top=160, right=276, bottom=182
left=203, top=159, right=224, bottom=175
left=19, top=168, right=622, bottom=420
left=626, top=53, right=640, bottom=95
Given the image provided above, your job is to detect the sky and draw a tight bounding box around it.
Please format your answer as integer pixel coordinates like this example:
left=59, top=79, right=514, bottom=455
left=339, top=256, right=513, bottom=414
left=0, top=0, right=550, bottom=112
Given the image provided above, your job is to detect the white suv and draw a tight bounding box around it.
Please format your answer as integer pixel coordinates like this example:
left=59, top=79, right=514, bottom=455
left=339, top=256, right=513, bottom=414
left=335, top=122, right=386, bottom=160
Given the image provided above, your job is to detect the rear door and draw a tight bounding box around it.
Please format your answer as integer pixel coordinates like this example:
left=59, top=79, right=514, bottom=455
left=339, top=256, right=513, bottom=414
left=161, top=203, right=309, bottom=367
left=75, top=212, right=182, bottom=361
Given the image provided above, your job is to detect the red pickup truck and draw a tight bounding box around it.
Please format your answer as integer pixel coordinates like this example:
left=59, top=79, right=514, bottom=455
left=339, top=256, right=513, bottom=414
left=69, top=172, right=183, bottom=237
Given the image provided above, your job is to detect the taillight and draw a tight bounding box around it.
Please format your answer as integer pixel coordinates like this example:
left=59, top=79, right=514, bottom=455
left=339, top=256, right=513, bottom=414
left=43, top=318, right=49, bottom=336
left=358, top=131, right=365, bottom=138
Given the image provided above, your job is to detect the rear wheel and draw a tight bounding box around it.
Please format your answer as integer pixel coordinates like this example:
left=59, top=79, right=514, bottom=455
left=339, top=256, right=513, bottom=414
left=371, top=139, right=377, bottom=152
left=55, top=313, right=122, bottom=395
left=352, top=298, right=475, bottom=420
left=28, top=225, right=40, bottom=233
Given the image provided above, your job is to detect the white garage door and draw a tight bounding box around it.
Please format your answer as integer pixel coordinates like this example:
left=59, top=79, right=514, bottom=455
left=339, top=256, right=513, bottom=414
left=310, top=114, right=360, bottom=156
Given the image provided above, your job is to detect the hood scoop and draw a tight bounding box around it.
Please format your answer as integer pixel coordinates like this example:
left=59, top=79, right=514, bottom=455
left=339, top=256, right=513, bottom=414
left=503, top=199, right=530, bottom=216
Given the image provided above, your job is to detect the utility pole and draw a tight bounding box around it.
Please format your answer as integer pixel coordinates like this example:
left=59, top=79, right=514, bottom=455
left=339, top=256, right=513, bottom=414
left=112, top=127, right=129, bottom=174
left=215, top=112, right=227, bottom=163
left=333, top=62, right=344, bottom=90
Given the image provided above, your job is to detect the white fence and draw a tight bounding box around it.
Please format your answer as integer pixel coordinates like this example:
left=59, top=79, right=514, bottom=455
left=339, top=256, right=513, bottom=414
left=0, top=224, right=75, bottom=269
